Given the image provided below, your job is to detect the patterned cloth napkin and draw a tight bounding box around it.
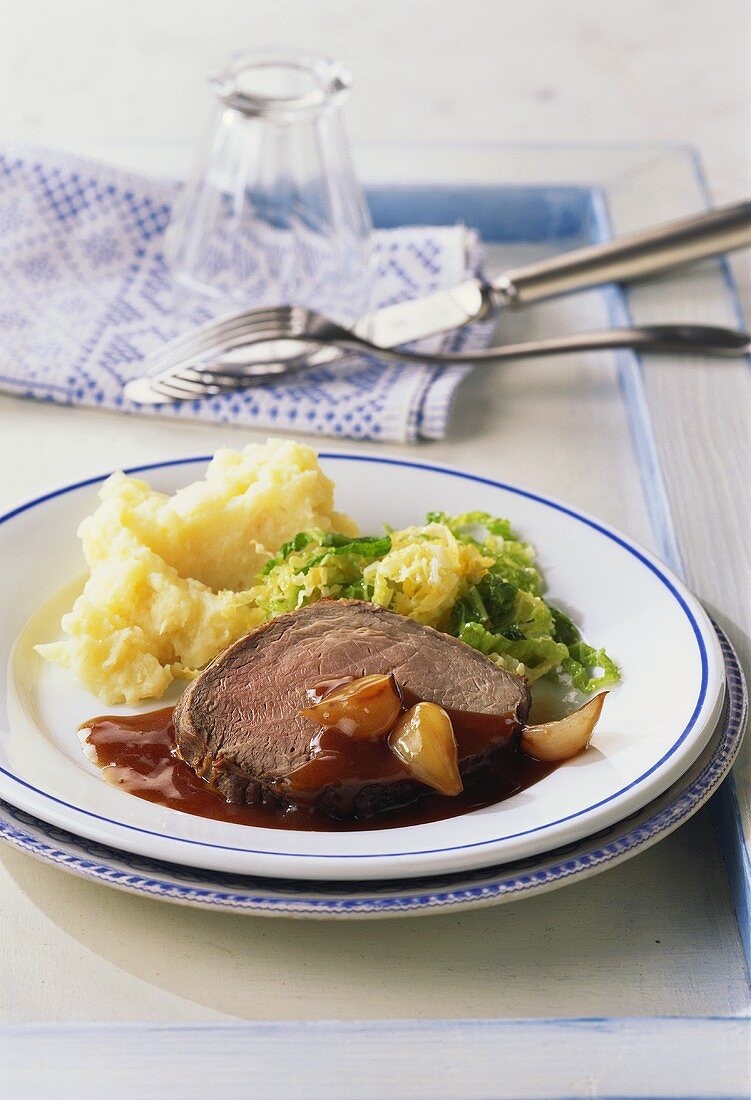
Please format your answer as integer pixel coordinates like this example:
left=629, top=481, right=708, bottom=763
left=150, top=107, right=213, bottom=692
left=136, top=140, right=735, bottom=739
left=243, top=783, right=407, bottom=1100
left=0, top=146, right=489, bottom=443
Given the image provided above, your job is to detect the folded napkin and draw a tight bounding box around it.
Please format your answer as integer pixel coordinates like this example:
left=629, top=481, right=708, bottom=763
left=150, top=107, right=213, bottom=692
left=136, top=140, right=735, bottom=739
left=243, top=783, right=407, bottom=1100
left=0, top=146, right=489, bottom=443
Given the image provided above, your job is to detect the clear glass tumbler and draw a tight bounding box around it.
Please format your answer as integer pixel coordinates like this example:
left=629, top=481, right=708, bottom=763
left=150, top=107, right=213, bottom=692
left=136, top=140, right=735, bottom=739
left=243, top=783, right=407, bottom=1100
left=166, top=49, right=373, bottom=323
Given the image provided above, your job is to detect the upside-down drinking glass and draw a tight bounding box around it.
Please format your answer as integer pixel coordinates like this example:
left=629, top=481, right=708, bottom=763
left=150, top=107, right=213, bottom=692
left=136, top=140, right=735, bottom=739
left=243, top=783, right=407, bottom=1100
left=166, top=49, right=373, bottom=323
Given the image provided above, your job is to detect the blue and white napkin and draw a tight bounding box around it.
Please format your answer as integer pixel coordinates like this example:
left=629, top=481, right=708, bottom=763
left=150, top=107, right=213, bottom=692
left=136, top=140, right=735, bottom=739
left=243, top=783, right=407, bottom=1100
left=0, top=146, right=489, bottom=443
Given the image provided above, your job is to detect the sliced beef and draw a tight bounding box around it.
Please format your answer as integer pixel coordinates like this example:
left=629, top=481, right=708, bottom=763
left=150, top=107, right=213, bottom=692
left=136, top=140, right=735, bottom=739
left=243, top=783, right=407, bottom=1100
left=174, top=600, right=531, bottom=819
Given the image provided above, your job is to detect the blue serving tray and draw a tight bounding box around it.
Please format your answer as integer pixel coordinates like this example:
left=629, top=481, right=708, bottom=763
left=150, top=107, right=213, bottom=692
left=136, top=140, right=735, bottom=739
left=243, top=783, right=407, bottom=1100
left=3, top=141, right=749, bottom=1097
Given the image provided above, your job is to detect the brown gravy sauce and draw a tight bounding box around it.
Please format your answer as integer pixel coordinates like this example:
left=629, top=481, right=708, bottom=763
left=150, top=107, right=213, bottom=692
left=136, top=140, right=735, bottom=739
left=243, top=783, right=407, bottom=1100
left=81, top=685, right=557, bottom=832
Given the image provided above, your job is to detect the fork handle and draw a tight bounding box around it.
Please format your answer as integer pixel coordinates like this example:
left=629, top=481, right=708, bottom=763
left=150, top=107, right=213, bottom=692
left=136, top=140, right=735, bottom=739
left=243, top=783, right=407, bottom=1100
left=462, top=324, right=750, bottom=361
left=335, top=324, right=750, bottom=365
left=491, top=200, right=751, bottom=306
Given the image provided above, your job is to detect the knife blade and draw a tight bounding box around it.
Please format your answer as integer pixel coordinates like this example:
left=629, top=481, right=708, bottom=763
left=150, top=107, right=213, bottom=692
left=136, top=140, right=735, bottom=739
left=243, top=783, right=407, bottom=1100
left=353, top=199, right=751, bottom=349
left=353, top=279, right=492, bottom=348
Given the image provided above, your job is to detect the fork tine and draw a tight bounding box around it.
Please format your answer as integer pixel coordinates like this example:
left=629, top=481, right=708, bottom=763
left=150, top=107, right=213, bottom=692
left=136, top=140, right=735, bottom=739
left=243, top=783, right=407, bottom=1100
left=141, top=305, right=301, bottom=376
left=143, top=320, right=304, bottom=377
left=157, top=306, right=283, bottom=352
left=177, top=342, right=341, bottom=379
left=164, top=351, right=324, bottom=395
left=152, top=375, right=256, bottom=400
left=136, top=343, right=336, bottom=403
left=150, top=375, right=222, bottom=400
left=174, top=360, right=305, bottom=386
left=143, top=314, right=287, bottom=369
left=147, top=328, right=320, bottom=381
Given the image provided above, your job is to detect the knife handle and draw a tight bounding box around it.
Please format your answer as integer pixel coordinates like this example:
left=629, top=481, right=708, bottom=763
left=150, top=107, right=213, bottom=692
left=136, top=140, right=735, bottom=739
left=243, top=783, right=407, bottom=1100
left=491, top=200, right=751, bottom=306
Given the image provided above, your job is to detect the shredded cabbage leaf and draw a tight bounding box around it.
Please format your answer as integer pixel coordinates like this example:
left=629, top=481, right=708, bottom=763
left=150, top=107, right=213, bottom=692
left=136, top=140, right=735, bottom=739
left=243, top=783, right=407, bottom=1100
left=249, top=511, right=620, bottom=696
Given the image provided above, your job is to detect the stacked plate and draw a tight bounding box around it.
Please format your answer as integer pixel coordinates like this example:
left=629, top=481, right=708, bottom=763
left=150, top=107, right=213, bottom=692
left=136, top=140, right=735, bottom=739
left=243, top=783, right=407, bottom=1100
left=0, top=455, right=745, bottom=917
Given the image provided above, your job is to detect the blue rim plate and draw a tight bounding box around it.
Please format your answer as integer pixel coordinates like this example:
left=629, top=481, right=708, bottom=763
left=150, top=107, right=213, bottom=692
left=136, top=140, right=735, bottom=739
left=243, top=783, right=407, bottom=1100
left=0, top=453, right=727, bottom=881
left=0, top=620, right=744, bottom=918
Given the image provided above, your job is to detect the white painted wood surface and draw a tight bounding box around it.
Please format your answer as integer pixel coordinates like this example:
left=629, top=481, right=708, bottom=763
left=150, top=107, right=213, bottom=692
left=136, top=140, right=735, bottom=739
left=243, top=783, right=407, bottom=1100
left=1, top=1018, right=750, bottom=1100
left=0, top=3, right=749, bottom=1089
left=1, top=811, right=747, bottom=1022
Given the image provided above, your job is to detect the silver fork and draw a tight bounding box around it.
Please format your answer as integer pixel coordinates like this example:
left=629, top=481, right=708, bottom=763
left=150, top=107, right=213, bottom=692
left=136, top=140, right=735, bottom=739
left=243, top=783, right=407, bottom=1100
left=124, top=313, right=750, bottom=404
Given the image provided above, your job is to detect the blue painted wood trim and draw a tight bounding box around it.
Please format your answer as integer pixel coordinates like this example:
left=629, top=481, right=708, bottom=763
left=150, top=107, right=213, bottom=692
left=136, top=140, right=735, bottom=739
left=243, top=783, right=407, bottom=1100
left=0, top=1018, right=748, bottom=1099
left=585, top=186, right=686, bottom=576
left=364, top=182, right=599, bottom=242
left=715, top=770, right=751, bottom=968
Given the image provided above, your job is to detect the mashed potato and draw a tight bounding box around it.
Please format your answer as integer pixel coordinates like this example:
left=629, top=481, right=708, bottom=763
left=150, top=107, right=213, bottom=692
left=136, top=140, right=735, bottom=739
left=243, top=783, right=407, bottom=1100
left=37, top=440, right=357, bottom=705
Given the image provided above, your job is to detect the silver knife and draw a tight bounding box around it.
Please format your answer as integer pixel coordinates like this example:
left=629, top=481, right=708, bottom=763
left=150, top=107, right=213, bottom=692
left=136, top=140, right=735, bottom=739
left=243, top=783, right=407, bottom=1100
left=355, top=200, right=751, bottom=347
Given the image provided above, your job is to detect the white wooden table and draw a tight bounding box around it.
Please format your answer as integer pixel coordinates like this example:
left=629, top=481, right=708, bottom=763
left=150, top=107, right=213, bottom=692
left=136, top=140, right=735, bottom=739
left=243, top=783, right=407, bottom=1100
left=0, top=4, right=749, bottom=1095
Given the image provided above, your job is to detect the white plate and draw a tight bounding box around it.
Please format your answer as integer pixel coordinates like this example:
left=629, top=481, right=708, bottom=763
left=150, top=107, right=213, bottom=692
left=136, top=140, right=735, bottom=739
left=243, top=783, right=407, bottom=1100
left=0, top=621, right=743, bottom=917
left=1, top=453, right=725, bottom=881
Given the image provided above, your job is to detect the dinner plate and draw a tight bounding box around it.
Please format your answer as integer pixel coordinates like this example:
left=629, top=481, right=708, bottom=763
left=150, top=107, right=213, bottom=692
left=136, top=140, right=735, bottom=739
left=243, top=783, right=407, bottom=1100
left=1, top=453, right=726, bottom=881
left=0, top=621, right=744, bottom=917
